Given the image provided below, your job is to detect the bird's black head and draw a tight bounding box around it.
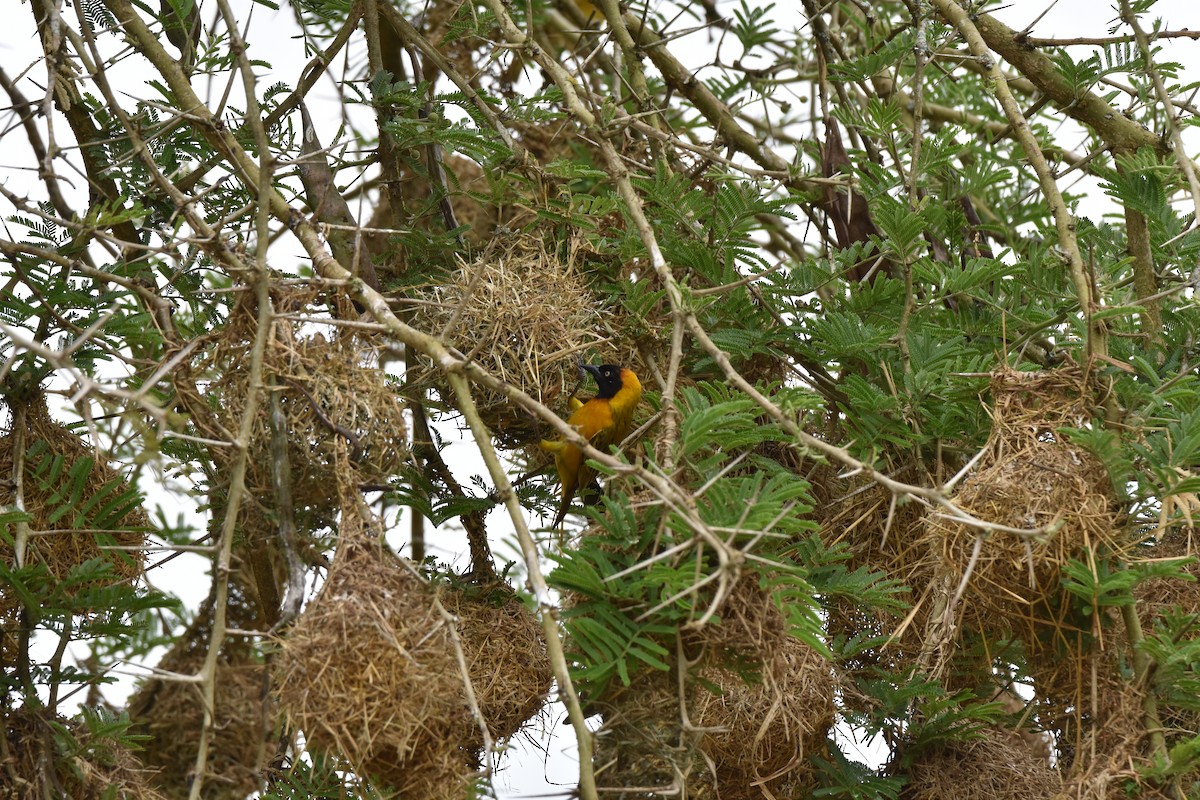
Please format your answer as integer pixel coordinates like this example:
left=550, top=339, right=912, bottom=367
left=582, top=364, right=624, bottom=399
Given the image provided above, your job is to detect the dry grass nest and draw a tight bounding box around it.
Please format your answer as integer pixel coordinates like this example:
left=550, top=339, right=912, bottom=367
left=813, top=462, right=931, bottom=699
left=1132, top=530, right=1200, bottom=616
left=1025, top=625, right=1146, bottom=774
left=0, top=394, right=147, bottom=618
left=1128, top=532, right=1200, bottom=740
left=179, top=286, right=408, bottom=525
left=508, top=117, right=582, bottom=163
left=1043, top=650, right=1178, bottom=800
left=593, top=577, right=834, bottom=799
left=2, top=706, right=168, bottom=800
left=918, top=367, right=1120, bottom=637
left=814, top=462, right=931, bottom=581
left=1024, top=540, right=1200, bottom=794
left=902, top=724, right=1061, bottom=800
left=126, top=582, right=272, bottom=800
left=273, top=511, right=550, bottom=793
left=409, top=233, right=611, bottom=447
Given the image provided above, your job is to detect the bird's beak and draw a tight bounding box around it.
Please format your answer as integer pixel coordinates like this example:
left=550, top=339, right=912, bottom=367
left=581, top=364, right=603, bottom=381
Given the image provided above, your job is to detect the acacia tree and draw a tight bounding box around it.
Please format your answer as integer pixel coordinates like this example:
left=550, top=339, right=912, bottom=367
left=4, top=0, right=1200, bottom=797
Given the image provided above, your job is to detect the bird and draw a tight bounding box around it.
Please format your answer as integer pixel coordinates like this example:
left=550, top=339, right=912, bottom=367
left=540, top=364, right=642, bottom=528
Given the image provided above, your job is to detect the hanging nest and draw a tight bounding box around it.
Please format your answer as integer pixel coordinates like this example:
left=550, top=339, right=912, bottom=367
left=274, top=533, right=464, bottom=790
left=273, top=505, right=550, bottom=794
left=408, top=233, right=608, bottom=448
left=1024, top=533, right=1200, bottom=798
left=813, top=462, right=930, bottom=581
left=1042, top=647, right=1167, bottom=800
left=1024, top=619, right=1146, bottom=776
left=2, top=705, right=168, bottom=800
left=902, top=724, right=1061, bottom=800
left=917, top=367, right=1120, bottom=639
left=592, top=667, right=704, bottom=798
left=813, top=463, right=930, bottom=700
left=592, top=577, right=834, bottom=798
left=0, top=395, right=146, bottom=619
left=178, top=285, right=408, bottom=528
left=1132, top=530, right=1200, bottom=617
left=509, top=117, right=583, bottom=164
left=440, top=586, right=553, bottom=741
left=126, top=580, right=272, bottom=800
left=1130, top=532, right=1200, bottom=742
left=688, top=578, right=835, bottom=796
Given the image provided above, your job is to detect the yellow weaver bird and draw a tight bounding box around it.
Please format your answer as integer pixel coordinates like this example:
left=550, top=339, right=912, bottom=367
left=540, top=364, right=642, bottom=528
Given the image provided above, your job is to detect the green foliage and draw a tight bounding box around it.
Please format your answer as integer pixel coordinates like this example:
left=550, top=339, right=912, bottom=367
left=812, top=747, right=905, bottom=799
left=24, top=442, right=143, bottom=532
left=730, top=0, right=780, bottom=52
left=550, top=382, right=824, bottom=695
left=1052, top=46, right=1137, bottom=95
left=829, top=31, right=915, bottom=84
left=1141, top=609, right=1200, bottom=708
left=548, top=515, right=682, bottom=691
left=1061, top=558, right=1141, bottom=614
left=262, top=754, right=385, bottom=799
left=80, top=0, right=118, bottom=31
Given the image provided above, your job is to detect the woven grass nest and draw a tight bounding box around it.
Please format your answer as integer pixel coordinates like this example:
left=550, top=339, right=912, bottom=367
left=1022, top=533, right=1200, bottom=797
left=273, top=507, right=551, bottom=794
left=410, top=233, right=610, bottom=448
left=593, top=577, right=834, bottom=798
left=814, top=463, right=931, bottom=703
left=1030, top=640, right=1143, bottom=764
left=902, top=723, right=1061, bottom=800
left=180, top=287, right=408, bottom=525
left=1031, top=642, right=1171, bottom=799
left=1129, top=531, right=1200, bottom=740
left=918, top=368, right=1119, bottom=637
left=815, top=461, right=930, bottom=581
left=1013, top=533, right=1200, bottom=800
left=126, top=582, right=272, bottom=800
left=0, top=394, right=147, bottom=619
left=1133, top=530, right=1200, bottom=617
left=3, top=705, right=168, bottom=800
